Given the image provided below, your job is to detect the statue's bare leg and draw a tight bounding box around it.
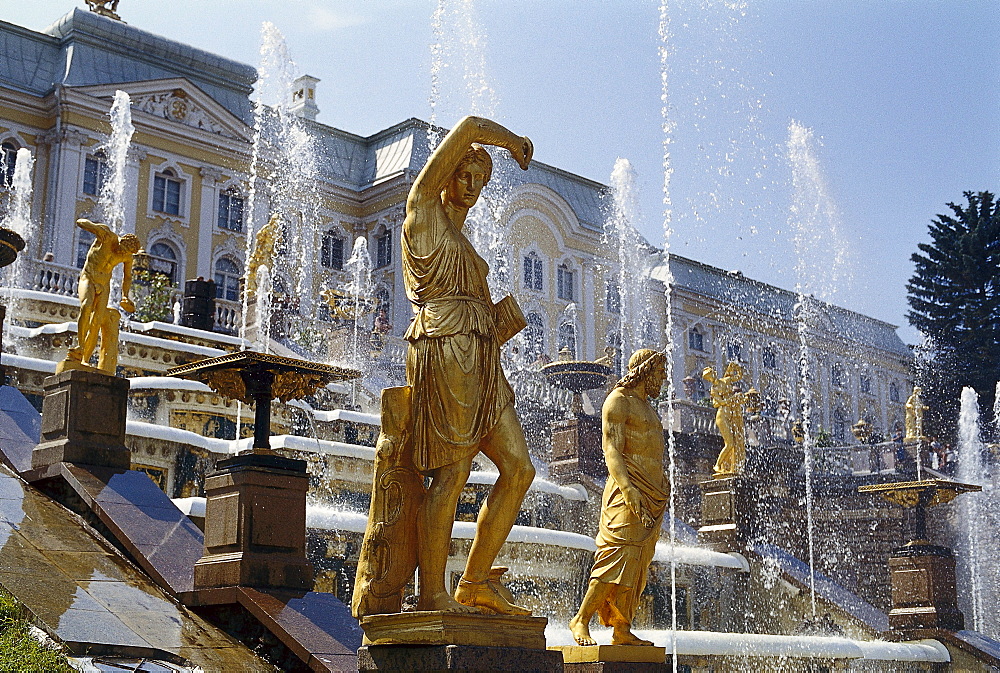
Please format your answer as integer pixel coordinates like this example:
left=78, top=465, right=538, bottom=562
left=570, top=579, right=614, bottom=645
left=416, top=455, right=477, bottom=613
left=455, top=404, right=534, bottom=614
left=75, top=284, right=104, bottom=364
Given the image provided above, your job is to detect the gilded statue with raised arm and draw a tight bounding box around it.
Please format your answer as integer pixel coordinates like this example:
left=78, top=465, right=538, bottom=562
left=245, top=213, right=282, bottom=297
left=57, top=219, right=140, bottom=376
left=352, top=116, right=533, bottom=618
left=570, top=349, right=669, bottom=647
left=704, top=361, right=752, bottom=478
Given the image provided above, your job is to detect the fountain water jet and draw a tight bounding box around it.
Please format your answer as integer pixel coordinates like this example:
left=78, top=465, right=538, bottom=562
left=96, top=91, right=135, bottom=234
left=1, top=148, right=33, bottom=330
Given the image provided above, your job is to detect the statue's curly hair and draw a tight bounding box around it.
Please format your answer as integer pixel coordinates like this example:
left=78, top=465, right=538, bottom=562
left=614, top=348, right=666, bottom=390
left=120, top=233, right=141, bottom=253
left=454, top=143, right=493, bottom=183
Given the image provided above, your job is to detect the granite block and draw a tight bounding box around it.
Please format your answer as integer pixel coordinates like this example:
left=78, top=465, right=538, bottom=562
left=358, top=644, right=563, bottom=672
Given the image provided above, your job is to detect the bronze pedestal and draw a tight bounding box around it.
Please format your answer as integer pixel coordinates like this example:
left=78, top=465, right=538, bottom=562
left=888, top=544, right=964, bottom=631
left=697, top=476, right=752, bottom=552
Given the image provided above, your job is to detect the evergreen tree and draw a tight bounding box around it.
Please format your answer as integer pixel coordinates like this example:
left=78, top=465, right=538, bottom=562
left=907, top=191, right=1000, bottom=439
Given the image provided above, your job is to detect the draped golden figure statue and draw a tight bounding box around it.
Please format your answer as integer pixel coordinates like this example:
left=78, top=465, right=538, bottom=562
left=703, top=361, right=754, bottom=478
left=905, top=386, right=928, bottom=440
left=57, top=218, right=139, bottom=376
left=569, top=349, right=669, bottom=647
left=353, top=116, right=535, bottom=621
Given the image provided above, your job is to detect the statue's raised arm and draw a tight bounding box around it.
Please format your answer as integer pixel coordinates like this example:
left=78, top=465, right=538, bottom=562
left=407, top=116, right=531, bottom=226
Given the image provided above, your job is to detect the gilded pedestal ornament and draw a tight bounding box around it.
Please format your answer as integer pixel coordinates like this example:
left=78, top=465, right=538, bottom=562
left=568, top=349, right=669, bottom=650
left=57, top=219, right=140, bottom=376
left=703, top=361, right=759, bottom=478
left=353, top=116, right=539, bottom=632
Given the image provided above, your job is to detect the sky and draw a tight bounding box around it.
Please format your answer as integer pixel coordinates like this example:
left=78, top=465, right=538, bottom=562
left=6, top=1, right=998, bottom=345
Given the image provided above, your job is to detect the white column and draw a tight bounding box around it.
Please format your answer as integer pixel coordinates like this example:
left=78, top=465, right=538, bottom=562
left=40, top=128, right=89, bottom=265
left=121, top=146, right=146, bottom=236
left=198, top=166, right=223, bottom=278
left=581, top=257, right=595, bottom=360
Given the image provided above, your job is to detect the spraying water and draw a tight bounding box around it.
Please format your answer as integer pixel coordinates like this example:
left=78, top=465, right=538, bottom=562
left=255, top=265, right=273, bottom=354
left=607, top=159, right=653, bottom=360
left=97, top=91, right=135, bottom=234
left=1, top=148, right=35, bottom=326
left=659, top=1, right=679, bottom=666
left=345, top=237, right=373, bottom=372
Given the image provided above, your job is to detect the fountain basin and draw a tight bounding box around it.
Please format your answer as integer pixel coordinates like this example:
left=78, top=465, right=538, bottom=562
left=540, top=360, right=613, bottom=394
left=0, top=227, right=24, bottom=268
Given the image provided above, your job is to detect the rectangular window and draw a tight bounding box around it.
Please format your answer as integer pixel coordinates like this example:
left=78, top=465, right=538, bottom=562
left=153, top=174, right=182, bottom=215
left=557, top=266, right=574, bottom=301
left=606, top=281, right=621, bottom=313
left=688, top=329, right=704, bottom=351
left=76, top=230, right=96, bottom=269
left=762, top=347, right=776, bottom=369
left=533, top=259, right=542, bottom=290
left=321, top=234, right=344, bottom=270
left=376, top=231, right=392, bottom=268
left=217, top=192, right=244, bottom=231
left=727, top=342, right=742, bottom=362
left=83, top=156, right=107, bottom=196
left=860, top=374, right=872, bottom=394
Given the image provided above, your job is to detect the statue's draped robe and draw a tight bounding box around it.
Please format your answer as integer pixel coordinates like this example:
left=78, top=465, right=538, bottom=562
left=402, top=211, right=513, bottom=472
left=591, top=455, right=668, bottom=626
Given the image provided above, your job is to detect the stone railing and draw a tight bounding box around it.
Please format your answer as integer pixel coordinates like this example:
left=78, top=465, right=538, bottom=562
left=213, top=298, right=240, bottom=334
left=811, top=441, right=898, bottom=476
left=667, top=398, right=718, bottom=435
left=32, top=260, right=80, bottom=297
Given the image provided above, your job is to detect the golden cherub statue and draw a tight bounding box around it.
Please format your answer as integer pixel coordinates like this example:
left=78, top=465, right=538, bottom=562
left=244, top=214, right=282, bottom=298
left=352, top=116, right=533, bottom=618
left=905, top=386, right=928, bottom=440
left=57, top=219, right=140, bottom=376
left=570, top=349, right=669, bottom=647
left=704, top=361, right=753, bottom=478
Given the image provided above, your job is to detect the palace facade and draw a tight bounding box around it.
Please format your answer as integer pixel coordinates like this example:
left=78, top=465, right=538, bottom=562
left=0, top=7, right=912, bottom=442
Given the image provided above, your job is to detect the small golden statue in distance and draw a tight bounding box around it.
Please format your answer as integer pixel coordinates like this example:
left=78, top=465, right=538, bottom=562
left=244, top=213, right=282, bottom=298
left=569, top=349, right=669, bottom=647
left=57, top=219, right=139, bottom=376
left=905, top=385, right=928, bottom=440
left=352, top=116, right=533, bottom=618
left=85, top=0, right=122, bottom=21
left=703, top=361, right=756, bottom=478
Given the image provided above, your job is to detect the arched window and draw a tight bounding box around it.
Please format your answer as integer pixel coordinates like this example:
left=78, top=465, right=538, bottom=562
left=688, top=327, right=704, bottom=352
left=321, top=230, right=344, bottom=270
left=762, top=346, right=777, bottom=369
left=153, top=168, right=182, bottom=215
left=375, top=228, right=392, bottom=268
left=217, top=187, right=244, bottom=232
left=606, top=280, right=621, bottom=313
left=726, top=342, right=743, bottom=363
left=860, top=373, right=872, bottom=394
left=148, top=241, right=179, bottom=285
left=833, top=408, right=847, bottom=443
left=832, top=363, right=845, bottom=387
left=83, top=151, right=108, bottom=196
left=557, top=322, right=577, bottom=358
left=523, top=253, right=543, bottom=291
left=524, top=312, right=545, bottom=363
left=214, top=257, right=241, bottom=302
left=0, top=142, right=17, bottom=188
left=556, top=264, right=575, bottom=301
left=889, top=382, right=900, bottom=403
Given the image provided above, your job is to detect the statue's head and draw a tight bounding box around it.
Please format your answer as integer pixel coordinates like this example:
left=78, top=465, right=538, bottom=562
left=616, top=348, right=667, bottom=396
left=120, top=234, right=141, bottom=255
left=444, top=144, right=493, bottom=210
left=724, top=361, right=744, bottom=380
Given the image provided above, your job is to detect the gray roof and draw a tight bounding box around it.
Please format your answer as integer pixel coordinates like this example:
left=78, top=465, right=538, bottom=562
left=0, top=9, right=255, bottom=123
left=652, top=254, right=911, bottom=357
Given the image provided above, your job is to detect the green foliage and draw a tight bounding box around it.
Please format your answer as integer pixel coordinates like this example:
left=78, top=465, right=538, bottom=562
left=131, top=269, right=175, bottom=323
left=0, top=591, right=74, bottom=672
left=907, top=191, right=1000, bottom=438
left=814, top=428, right=833, bottom=448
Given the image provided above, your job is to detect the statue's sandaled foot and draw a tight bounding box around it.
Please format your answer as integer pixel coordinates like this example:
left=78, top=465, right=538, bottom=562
left=611, top=628, right=654, bottom=646
left=455, top=577, right=531, bottom=616
left=417, top=591, right=478, bottom=613
left=569, top=615, right=596, bottom=646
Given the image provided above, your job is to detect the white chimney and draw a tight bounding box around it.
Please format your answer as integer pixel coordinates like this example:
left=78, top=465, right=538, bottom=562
left=290, top=75, right=320, bottom=121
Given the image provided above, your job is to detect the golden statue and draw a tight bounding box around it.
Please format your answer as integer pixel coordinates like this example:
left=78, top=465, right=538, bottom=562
left=905, top=386, right=928, bottom=440
left=704, top=361, right=751, bottom=478
left=245, top=214, right=282, bottom=297
left=58, top=219, right=139, bottom=376
left=353, top=116, right=533, bottom=618
left=569, top=349, right=669, bottom=647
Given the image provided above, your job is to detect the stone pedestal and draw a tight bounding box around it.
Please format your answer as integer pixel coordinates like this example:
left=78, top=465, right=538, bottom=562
left=550, top=413, right=604, bottom=482
left=697, top=476, right=752, bottom=552
left=552, top=645, right=669, bottom=672
left=888, top=544, right=964, bottom=631
left=192, top=453, right=313, bottom=595
left=30, top=370, right=131, bottom=470
left=358, top=612, right=559, bottom=671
